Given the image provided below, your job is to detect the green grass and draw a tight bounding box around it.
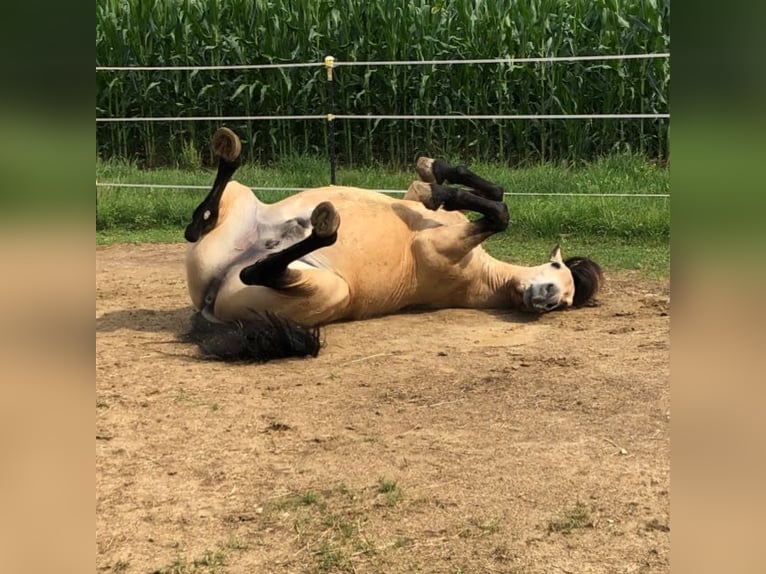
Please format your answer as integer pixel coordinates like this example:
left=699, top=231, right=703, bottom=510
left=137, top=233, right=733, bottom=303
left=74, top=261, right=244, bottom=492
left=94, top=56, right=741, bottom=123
left=258, top=482, right=409, bottom=572
left=547, top=502, right=594, bottom=534
left=96, top=153, right=669, bottom=276
left=152, top=548, right=229, bottom=573
left=376, top=478, right=403, bottom=507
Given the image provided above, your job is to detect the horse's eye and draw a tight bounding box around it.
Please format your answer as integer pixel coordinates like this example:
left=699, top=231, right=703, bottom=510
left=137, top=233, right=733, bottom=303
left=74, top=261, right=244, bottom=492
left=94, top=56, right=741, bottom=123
left=551, top=262, right=561, bottom=269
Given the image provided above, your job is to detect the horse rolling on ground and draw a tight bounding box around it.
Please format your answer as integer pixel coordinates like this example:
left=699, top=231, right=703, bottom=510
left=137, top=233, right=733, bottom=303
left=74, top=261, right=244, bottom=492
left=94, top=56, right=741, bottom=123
left=183, top=127, right=603, bottom=362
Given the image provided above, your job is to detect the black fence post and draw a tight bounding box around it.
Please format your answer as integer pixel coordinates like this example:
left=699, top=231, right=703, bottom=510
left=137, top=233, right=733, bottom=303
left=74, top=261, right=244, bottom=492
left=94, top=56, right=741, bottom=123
left=324, top=55, right=337, bottom=185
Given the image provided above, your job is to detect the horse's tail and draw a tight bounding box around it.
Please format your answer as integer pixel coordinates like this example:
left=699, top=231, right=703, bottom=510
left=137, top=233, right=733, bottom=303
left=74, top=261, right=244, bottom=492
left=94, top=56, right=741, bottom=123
left=183, top=311, right=322, bottom=362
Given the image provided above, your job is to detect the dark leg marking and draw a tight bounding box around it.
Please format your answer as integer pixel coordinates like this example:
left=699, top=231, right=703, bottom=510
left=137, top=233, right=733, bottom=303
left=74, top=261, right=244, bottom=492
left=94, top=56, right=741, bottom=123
left=185, top=127, right=243, bottom=243
left=429, top=159, right=504, bottom=202
left=427, top=184, right=509, bottom=233
left=240, top=202, right=340, bottom=287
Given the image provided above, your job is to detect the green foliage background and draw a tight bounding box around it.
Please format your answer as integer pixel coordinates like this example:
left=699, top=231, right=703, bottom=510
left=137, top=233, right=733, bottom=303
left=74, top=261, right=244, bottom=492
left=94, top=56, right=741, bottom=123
left=96, top=0, right=670, bottom=168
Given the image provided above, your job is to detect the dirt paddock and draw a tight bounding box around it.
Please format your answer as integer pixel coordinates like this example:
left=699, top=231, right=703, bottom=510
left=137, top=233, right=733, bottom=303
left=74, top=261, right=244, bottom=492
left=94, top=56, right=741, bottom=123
left=96, top=244, right=670, bottom=574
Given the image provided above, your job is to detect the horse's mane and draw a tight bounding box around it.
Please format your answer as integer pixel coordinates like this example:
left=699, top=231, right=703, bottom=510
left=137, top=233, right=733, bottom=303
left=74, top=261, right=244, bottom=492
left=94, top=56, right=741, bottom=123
left=183, top=311, right=321, bottom=362
left=564, top=256, right=604, bottom=307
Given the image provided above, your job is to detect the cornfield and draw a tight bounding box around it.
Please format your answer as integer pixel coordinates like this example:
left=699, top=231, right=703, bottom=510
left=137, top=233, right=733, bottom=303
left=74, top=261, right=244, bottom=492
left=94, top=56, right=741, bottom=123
left=96, top=0, right=670, bottom=168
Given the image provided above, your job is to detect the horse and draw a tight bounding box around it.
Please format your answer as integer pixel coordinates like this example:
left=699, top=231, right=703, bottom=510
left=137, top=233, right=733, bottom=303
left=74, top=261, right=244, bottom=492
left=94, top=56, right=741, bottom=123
left=183, top=128, right=603, bottom=361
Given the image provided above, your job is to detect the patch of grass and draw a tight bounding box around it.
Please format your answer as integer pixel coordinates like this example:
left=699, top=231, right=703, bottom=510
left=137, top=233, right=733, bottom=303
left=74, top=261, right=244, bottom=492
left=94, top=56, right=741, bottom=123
left=258, top=482, right=416, bottom=571
left=293, top=516, right=312, bottom=536
left=95, top=154, right=669, bottom=258
left=173, top=387, right=203, bottom=407
left=96, top=227, right=183, bottom=245
left=267, top=491, right=324, bottom=512
left=192, top=550, right=227, bottom=569
left=384, top=490, right=402, bottom=507
left=301, top=491, right=320, bottom=506
left=547, top=502, right=594, bottom=534
left=458, top=517, right=501, bottom=538
left=478, top=519, right=501, bottom=535
left=321, top=512, right=356, bottom=539
left=376, top=478, right=403, bottom=507
left=486, top=233, right=670, bottom=279
left=223, top=537, right=249, bottom=551
left=316, top=542, right=348, bottom=573
left=153, top=557, right=188, bottom=574
left=352, top=536, right=377, bottom=557
left=152, top=546, right=233, bottom=573
left=95, top=155, right=669, bottom=277
left=376, top=478, right=398, bottom=493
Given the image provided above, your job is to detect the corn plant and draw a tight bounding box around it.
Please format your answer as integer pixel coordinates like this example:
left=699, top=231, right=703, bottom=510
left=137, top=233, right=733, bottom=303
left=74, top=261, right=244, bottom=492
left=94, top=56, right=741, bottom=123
left=96, top=0, right=669, bottom=167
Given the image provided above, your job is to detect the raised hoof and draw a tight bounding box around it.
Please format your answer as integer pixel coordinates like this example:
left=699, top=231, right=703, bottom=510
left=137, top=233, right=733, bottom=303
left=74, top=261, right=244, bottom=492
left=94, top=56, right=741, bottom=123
left=311, top=201, right=341, bottom=238
left=411, top=181, right=443, bottom=211
left=416, top=157, right=436, bottom=182
left=212, top=127, right=242, bottom=162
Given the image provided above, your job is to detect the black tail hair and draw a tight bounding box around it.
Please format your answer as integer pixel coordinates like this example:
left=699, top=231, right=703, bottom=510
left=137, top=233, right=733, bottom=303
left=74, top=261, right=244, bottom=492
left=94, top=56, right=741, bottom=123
left=564, top=256, right=604, bottom=307
left=182, top=311, right=322, bottom=362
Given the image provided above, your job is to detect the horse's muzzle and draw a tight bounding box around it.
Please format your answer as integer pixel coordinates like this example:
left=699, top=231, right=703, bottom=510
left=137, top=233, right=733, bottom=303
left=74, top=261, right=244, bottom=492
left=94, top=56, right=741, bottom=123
left=523, top=283, right=561, bottom=312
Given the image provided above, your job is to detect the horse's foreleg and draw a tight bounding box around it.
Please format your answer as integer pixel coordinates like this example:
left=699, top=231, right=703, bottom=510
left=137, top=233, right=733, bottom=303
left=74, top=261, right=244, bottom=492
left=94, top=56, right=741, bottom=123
left=416, top=157, right=504, bottom=201
left=240, top=201, right=340, bottom=287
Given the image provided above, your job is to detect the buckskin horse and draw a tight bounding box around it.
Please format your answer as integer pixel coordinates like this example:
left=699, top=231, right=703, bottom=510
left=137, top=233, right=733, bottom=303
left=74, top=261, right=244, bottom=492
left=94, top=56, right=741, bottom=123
left=183, top=128, right=602, bottom=361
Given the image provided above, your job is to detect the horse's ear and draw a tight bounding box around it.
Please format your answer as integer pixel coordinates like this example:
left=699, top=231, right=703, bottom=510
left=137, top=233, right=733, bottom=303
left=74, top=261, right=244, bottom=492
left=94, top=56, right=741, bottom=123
left=549, top=244, right=563, bottom=263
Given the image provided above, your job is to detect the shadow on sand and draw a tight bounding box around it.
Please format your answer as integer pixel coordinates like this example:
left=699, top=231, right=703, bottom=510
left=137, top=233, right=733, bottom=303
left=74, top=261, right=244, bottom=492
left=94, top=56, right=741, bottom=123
left=96, top=307, right=195, bottom=335
left=97, top=305, right=541, bottom=336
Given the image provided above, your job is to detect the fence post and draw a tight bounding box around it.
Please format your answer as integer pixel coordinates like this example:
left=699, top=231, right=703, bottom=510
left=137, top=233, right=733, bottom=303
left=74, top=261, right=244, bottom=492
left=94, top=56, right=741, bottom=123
left=324, top=55, right=337, bottom=185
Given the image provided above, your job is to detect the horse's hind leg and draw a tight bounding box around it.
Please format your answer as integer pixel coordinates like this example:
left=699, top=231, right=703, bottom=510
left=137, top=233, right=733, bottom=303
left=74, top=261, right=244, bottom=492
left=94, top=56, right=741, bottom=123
left=410, top=181, right=509, bottom=262
left=411, top=181, right=508, bottom=233
left=185, top=127, right=242, bottom=242
left=240, top=201, right=340, bottom=287
left=416, top=157, right=504, bottom=201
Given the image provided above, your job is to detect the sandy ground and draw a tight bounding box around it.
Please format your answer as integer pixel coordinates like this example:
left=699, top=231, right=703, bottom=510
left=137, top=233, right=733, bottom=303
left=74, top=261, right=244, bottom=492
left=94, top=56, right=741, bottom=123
left=96, top=243, right=670, bottom=574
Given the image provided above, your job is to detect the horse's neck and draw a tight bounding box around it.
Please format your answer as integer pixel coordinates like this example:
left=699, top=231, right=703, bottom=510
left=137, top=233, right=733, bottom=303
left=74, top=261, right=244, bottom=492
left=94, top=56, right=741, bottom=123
left=469, top=256, right=538, bottom=309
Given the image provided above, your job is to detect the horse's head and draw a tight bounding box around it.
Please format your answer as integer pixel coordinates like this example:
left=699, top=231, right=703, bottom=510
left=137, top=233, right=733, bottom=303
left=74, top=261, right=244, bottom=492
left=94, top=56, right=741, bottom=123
left=521, top=245, right=603, bottom=312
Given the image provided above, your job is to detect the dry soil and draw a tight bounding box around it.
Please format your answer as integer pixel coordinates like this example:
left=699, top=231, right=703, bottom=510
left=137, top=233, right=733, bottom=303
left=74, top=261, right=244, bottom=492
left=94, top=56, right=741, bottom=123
left=96, top=243, right=670, bottom=574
